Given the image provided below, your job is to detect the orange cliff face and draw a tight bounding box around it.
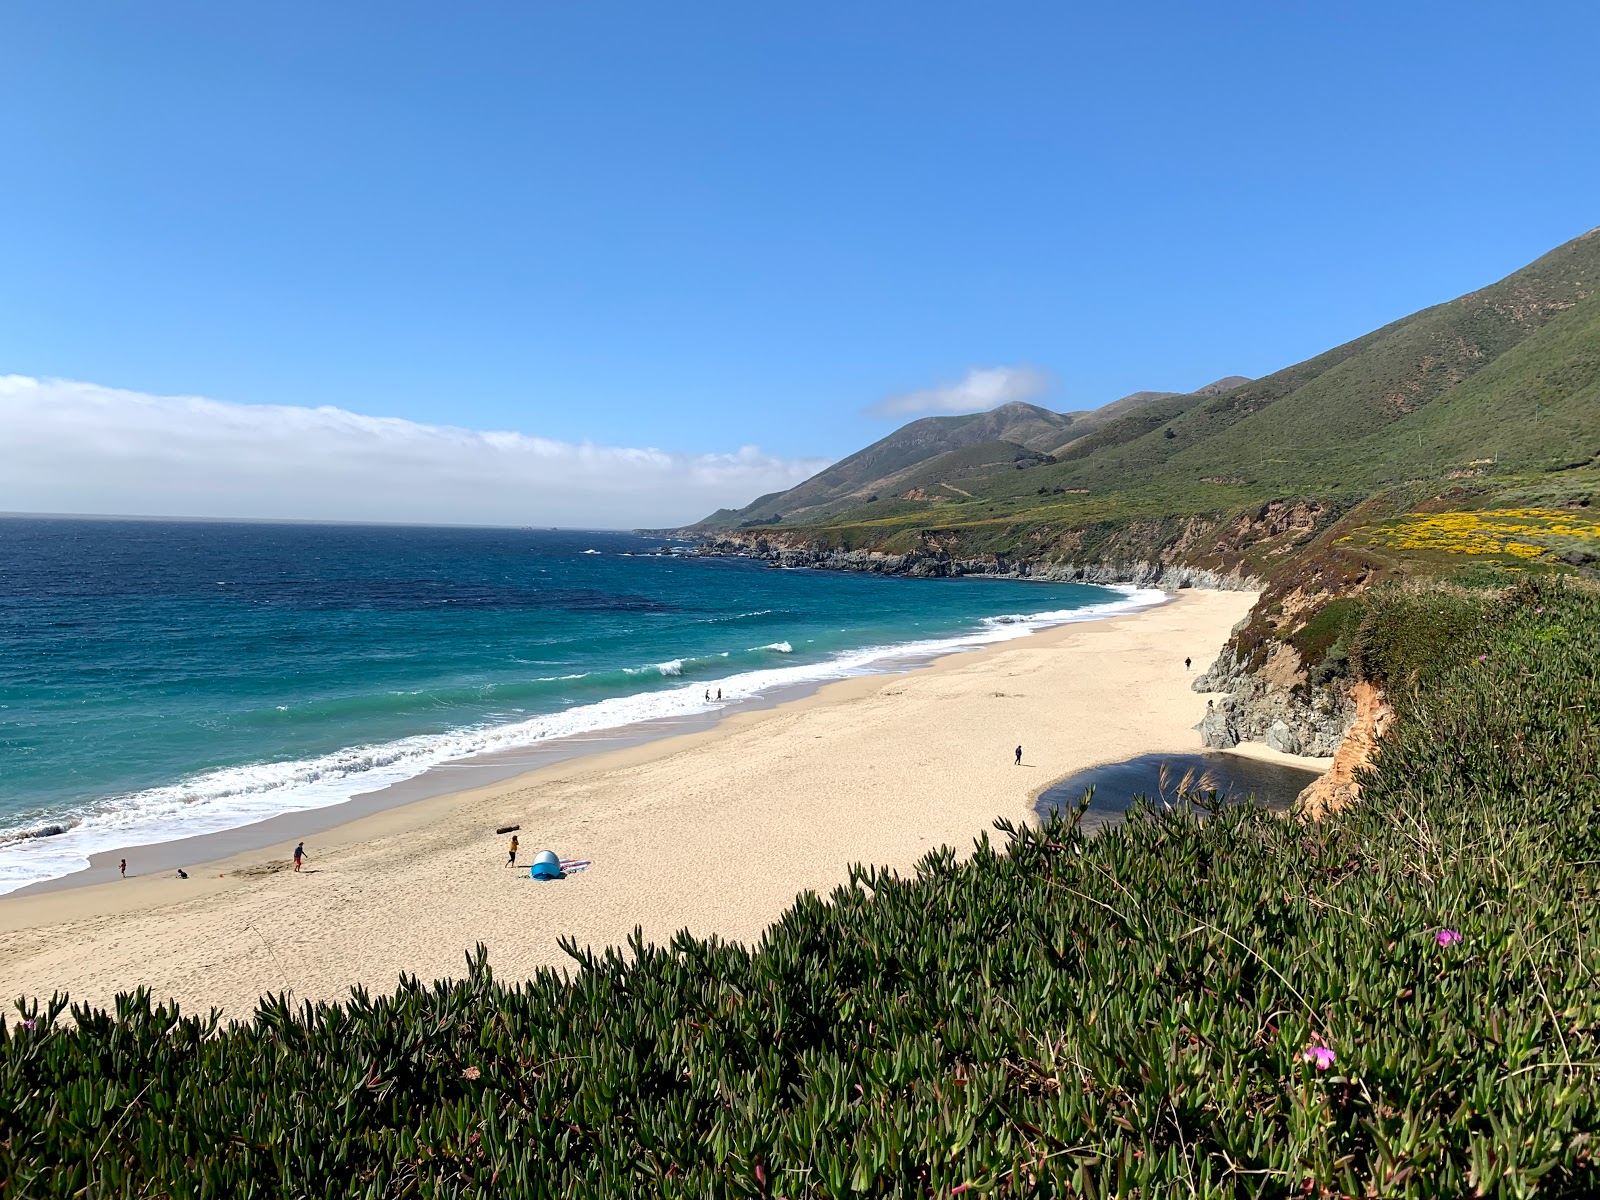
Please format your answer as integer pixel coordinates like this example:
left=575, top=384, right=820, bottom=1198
left=1295, top=681, right=1393, bottom=820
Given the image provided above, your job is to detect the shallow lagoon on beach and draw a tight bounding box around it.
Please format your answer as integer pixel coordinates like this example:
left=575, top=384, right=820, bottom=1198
left=1037, top=751, right=1322, bottom=833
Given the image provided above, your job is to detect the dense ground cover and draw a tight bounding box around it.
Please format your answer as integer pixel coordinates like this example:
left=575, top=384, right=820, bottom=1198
left=4, top=579, right=1598, bottom=1197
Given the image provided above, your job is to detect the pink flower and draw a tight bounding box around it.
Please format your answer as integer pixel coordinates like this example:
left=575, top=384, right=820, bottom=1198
left=1302, top=1044, right=1336, bottom=1070
left=1436, top=929, right=1463, bottom=947
left=1477, top=654, right=1488, bottom=661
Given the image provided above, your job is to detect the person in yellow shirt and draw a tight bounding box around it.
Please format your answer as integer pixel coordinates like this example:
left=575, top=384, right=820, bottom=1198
left=506, top=834, right=519, bottom=868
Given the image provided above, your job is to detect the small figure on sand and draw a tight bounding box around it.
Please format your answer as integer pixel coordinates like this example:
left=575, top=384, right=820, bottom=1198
left=119, top=858, right=126, bottom=878
left=1185, top=656, right=1192, bottom=671
left=176, top=868, right=188, bottom=879
left=506, top=834, right=519, bottom=867
left=1014, top=744, right=1023, bottom=766
left=293, top=841, right=306, bottom=873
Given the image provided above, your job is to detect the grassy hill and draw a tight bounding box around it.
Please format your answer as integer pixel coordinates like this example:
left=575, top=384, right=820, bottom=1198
left=691, top=228, right=1600, bottom=597
left=680, top=379, right=1251, bottom=530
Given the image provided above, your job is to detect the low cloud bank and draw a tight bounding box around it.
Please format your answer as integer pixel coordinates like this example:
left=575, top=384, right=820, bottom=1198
left=873, top=366, right=1048, bottom=417
left=0, top=376, right=830, bottom=528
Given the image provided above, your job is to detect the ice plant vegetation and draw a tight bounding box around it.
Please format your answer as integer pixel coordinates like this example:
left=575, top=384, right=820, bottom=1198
left=2, top=578, right=1598, bottom=1196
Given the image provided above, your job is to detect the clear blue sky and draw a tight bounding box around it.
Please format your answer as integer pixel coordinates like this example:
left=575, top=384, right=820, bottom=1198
left=3, top=1, right=1597, bottom=466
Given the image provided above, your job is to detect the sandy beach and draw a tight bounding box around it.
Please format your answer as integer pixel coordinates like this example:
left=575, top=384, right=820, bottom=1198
left=0, top=588, right=1281, bottom=1019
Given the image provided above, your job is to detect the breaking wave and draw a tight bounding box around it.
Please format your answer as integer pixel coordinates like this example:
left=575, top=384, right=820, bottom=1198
left=0, top=586, right=1165, bottom=894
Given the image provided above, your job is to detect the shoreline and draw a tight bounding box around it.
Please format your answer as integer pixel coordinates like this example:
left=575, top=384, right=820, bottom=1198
left=0, top=579, right=1164, bottom=896
left=0, top=589, right=1276, bottom=1018
left=1, top=581, right=1168, bottom=897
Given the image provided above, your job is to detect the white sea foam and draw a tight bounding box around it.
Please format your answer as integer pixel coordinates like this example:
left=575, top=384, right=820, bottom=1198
left=759, top=641, right=794, bottom=653
left=0, top=586, right=1166, bottom=894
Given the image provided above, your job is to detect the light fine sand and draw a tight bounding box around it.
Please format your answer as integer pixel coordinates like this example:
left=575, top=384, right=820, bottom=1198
left=0, top=590, right=1263, bottom=1019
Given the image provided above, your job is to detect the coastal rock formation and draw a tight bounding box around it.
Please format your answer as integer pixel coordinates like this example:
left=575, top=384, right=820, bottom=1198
left=688, top=534, right=1257, bottom=591
left=1195, top=708, right=1238, bottom=749
left=1265, top=719, right=1302, bottom=755
left=1192, top=645, right=1354, bottom=758
left=1294, top=681, right=1393, bottom=819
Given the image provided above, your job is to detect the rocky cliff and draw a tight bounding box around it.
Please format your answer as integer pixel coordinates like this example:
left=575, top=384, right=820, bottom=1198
left=1191, top=644, right=1353, bottom=758
left=689, top=532, right=1259, bottom=591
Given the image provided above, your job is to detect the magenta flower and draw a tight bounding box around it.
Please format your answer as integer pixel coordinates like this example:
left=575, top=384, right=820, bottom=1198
left=1436, top=929, right=1463, bottom=947
left=1302, top=1044, right=1336, bottom=1070
left=1477, top=654, right=1488, bottom=661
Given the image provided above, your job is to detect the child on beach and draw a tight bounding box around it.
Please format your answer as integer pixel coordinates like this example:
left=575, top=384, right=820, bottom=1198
left=293, top=842, right=306, bottom=872
left=1015, top=745, right=1023, bottom=766
left=507, top=834, right=519, bottom=867
left=119, top=858, right=126, bottom=878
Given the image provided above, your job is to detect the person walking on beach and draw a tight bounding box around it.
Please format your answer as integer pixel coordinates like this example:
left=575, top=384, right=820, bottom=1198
left=506, top=834, right=519, bottom=867
left=1014, top=744, right=1023, bottom=766
left=293, top=841, right=306, bottom=872
left=119, top=858, right=126, bottom=878
left=717, top=688, right=722, bottom=701
left=1185, top=656, right=1191, bottom=671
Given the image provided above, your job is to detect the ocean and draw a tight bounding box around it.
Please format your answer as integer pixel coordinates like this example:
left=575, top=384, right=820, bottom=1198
left=0, top=518, right=1160, bottom=892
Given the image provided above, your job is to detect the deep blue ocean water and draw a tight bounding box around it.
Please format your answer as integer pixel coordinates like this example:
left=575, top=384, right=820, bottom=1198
left=0, top=518, right=1159, bottom=891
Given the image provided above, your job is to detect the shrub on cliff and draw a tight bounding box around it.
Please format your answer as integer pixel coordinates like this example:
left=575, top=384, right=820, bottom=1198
left=3, top=581, right=1598, bottom=1197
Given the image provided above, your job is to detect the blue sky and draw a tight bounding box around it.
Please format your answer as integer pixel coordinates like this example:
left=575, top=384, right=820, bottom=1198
left=2, top=2, right=1597, bottom=524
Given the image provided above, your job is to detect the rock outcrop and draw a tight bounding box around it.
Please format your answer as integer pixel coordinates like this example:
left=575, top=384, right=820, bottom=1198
left=689, top=535, right=1257, bottom=591
left=1294, top=682, right=1393, bottom=819
left=1192, top=644, right=1353, bottom=758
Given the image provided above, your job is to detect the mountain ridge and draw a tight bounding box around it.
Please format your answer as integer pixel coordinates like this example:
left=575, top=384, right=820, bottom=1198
left=685, top=377, right=1251, bottom=529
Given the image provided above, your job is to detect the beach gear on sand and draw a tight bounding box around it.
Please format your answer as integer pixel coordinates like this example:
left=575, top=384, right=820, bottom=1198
left=529, top=851, right=591, bottom=881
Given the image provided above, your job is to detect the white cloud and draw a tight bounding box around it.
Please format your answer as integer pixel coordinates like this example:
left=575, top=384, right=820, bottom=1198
left=873, top=366, right=1049, bottom=417
left=0, top=376, right=830, bottom=528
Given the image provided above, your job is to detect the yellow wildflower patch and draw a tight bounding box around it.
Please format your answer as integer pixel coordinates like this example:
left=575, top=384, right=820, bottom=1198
left=1364, top=508, right=1600, bottom=560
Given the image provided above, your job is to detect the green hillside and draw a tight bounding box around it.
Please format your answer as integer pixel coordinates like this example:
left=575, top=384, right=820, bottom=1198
left=698, top=227, right=1600, bottom=593
left=679, top=379, right=1252, bottom=531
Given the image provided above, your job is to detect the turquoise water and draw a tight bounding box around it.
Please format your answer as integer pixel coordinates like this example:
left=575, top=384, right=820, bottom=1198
left=0, top=518, right=1160, bottom=891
